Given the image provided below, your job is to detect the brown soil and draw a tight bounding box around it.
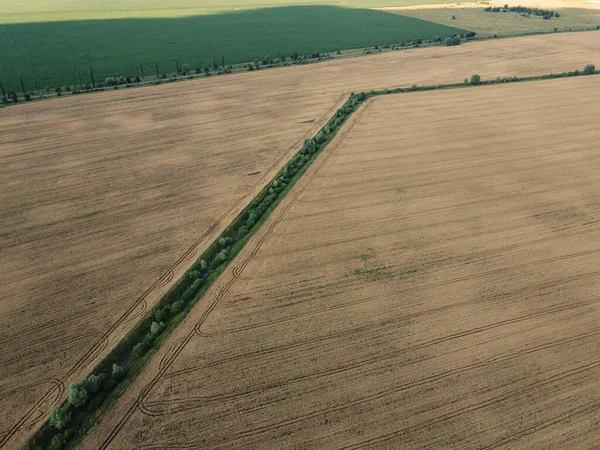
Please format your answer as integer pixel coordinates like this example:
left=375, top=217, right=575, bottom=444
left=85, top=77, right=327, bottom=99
left=0, top=31, right=599, bottom=449
left=83, top=76, right=600, bottom=449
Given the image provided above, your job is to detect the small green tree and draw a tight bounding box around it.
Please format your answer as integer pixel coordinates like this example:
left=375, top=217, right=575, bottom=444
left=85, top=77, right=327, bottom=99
left=49, top=405, right=72, bottom=430
left=18, top=75, right=26, bottom=95
left=111, top=363, right=125, bottom=382
left=200, top=259, right=208, bottom=270
left=182, top=63, right=190, bottom=75
left=139, top=64, right=144, bottom=81
left=132, top=341, right=149, bottom=359
left=80, top=374, right=102, bottom=394
left=212, top=55, right=217, bottom=70
left=155, top=61, right=159, bottom=79
left=66, top=383, right=88, bottom=407
left=584, top=64, right=596, bottom=75
left=77, top=70, right=83, bottom=88
left=221, top=55, right=225, bottom=69
left=470, top=74, right=481, bottom=85
left=150, top=321, right=165, bottom=335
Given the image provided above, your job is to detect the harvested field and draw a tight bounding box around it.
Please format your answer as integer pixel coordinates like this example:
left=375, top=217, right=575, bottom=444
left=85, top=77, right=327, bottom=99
left=83, top=75, right=600, bottom=449
left=1, top=31, right=599, bottom=449
left=382, top=0, right=600, bottom=35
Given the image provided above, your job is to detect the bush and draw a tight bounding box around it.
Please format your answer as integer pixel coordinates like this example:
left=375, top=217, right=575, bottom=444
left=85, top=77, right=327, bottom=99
left=188, top=270, right=201, bottom=280
left=49, top=405, right=71, bottom=430
left=151, top=321, right=165, bottom=335
left=111, top=363, right=125, bottom=382
left=584, top=64, right=596, bottom=75
left=48, top=433, right=68, bottom=450
left=132, top=340, right=149, bottom=359
left=470, top=74, right=481, bottom=85
left=214, top=251, right=228, bottom=264
left=170, top=300, right=185, bottom=315
left=80, top=374, right=103, bottom=394
left=66, top=383, right=88, bottom=407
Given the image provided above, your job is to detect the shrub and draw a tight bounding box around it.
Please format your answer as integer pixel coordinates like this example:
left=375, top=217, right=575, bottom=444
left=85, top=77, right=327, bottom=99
left=170, top=300, right=185, bottom=315
left=214, top=251, right=228, bottom=264
left=48, top=433, right=69, bottom=450
left=584, top=64, right=596, bottom=75
left=470, top=74, right=481, bottom=85
left=200, top=259, right=208, bottom=270
left=188, top=270, right=201, bottom=280
left=237, top=226, right=248, bottom=238
left=49, top=405, right=71, bottom=430
left=66, top=383, right=88, bottom=407
left=132, top=340, right=149, bottom=359
left=154, top=308, right=167, bottom=322
left=111, top=363, right=124, bottom=382
left=246, top=211, right=258, bottom=228
left=151, top=321, right=165, bottom=335
left=80, top=374, right=103, bottom=394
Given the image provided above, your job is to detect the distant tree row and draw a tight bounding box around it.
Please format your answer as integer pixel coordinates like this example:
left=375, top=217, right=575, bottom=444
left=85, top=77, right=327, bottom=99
left=484, top=5, right=560, bottom=19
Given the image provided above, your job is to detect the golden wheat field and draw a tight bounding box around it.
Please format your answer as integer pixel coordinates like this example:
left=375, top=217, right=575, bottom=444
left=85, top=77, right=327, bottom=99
left=0, top=31, right=599, bottom=449
left=82, top=76, right=600, bottom=449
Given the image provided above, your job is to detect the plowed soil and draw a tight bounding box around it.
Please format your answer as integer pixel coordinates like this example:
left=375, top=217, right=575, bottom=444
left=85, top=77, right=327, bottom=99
left=83, top=75, right=600, bottom=449
left=1, top=31, right=599, bottom=449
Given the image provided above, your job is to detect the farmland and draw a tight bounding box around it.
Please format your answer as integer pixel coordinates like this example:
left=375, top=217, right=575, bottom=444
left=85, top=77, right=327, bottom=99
left=82, top=75, right=600, bottom=449
left=0, top=4, right=465, bottom=91
left=385, top=0, right=600, bottom=36
left=1, top=31, right=599, bottom=450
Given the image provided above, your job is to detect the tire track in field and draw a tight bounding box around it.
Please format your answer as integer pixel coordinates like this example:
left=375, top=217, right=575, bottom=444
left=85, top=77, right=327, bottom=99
left=165, top=268, right=600, bottom=382
left=0, top=93, right=348, bottom=450
left=339, top=359, right=600, bottom=450
left=97, top=97, right=371, bottom=450
left=140, top=324, right=600, bottom=417
left=480, top=399, right=600, bottom=450
left=130, top=345, right=600, bottom=449
left=198, top=249, right=600, bottom=338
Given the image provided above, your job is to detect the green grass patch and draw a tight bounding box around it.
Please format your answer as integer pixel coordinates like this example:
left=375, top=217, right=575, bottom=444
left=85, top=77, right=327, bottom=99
left=0, top=5, right=466, bottom=90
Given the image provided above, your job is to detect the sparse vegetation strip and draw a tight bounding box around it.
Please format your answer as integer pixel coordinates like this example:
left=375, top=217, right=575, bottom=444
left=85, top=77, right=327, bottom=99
left=26, top=64, right=598, bottom=450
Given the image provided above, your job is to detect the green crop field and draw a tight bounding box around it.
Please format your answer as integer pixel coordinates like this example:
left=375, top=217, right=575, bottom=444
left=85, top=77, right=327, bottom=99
left=0, top=2, right=466, bottom=91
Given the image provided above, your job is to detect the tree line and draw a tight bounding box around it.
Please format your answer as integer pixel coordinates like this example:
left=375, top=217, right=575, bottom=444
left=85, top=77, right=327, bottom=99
left=484, top=5, right=560, bottom=19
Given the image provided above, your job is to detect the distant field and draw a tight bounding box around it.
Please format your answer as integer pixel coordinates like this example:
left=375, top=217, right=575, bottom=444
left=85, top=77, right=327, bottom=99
left=82, top=76, right=600, bottom=449
left=0, top=0, right=458, bottom=22
left=384, top=1, right=600, bottom=36
left=0, top=5, right=465, bottom=91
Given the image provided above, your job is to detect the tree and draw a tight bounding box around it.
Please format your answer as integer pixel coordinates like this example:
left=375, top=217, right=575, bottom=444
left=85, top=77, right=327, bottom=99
left=254, top=60, right=260, bottom=70
left=155, top=61, right=159, bottom=79
left=132, top=341, right=149, bottom=359
left=111, top=363, right=125, bottom=382
left=212, top=55, right=217, bottom=70
left=18, top=75, right=26, bottom=94
left=49, top=405, right=72, bottom=430
left=174, top=60, right=180, bottom=75
left=8, top=92, right=18, bottom=103
left=200, top=260, right=208, bottom=270
left=80, top=374, right=102, bottom=394
left=139, top=64, right=144, bottom=81
left=66, top=383, right=88, bottom=407
left=151, top=321, right=164, bottom=335
left=470, top=74, right=481, bottom=85
left=584, top=64, right=596, bottom=75
left=452, top=15, right=456, bottom=19
left=88, top=66, right=95, bottom=89
left=55, top=86, right=62, bottom=96
left=182, top=63, right=190, bottom=75
left=77, top=71, right=82, bottom=89
left=221, top=55, right=225, bottom=69
left=0, top=80, right=7, bottom=104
